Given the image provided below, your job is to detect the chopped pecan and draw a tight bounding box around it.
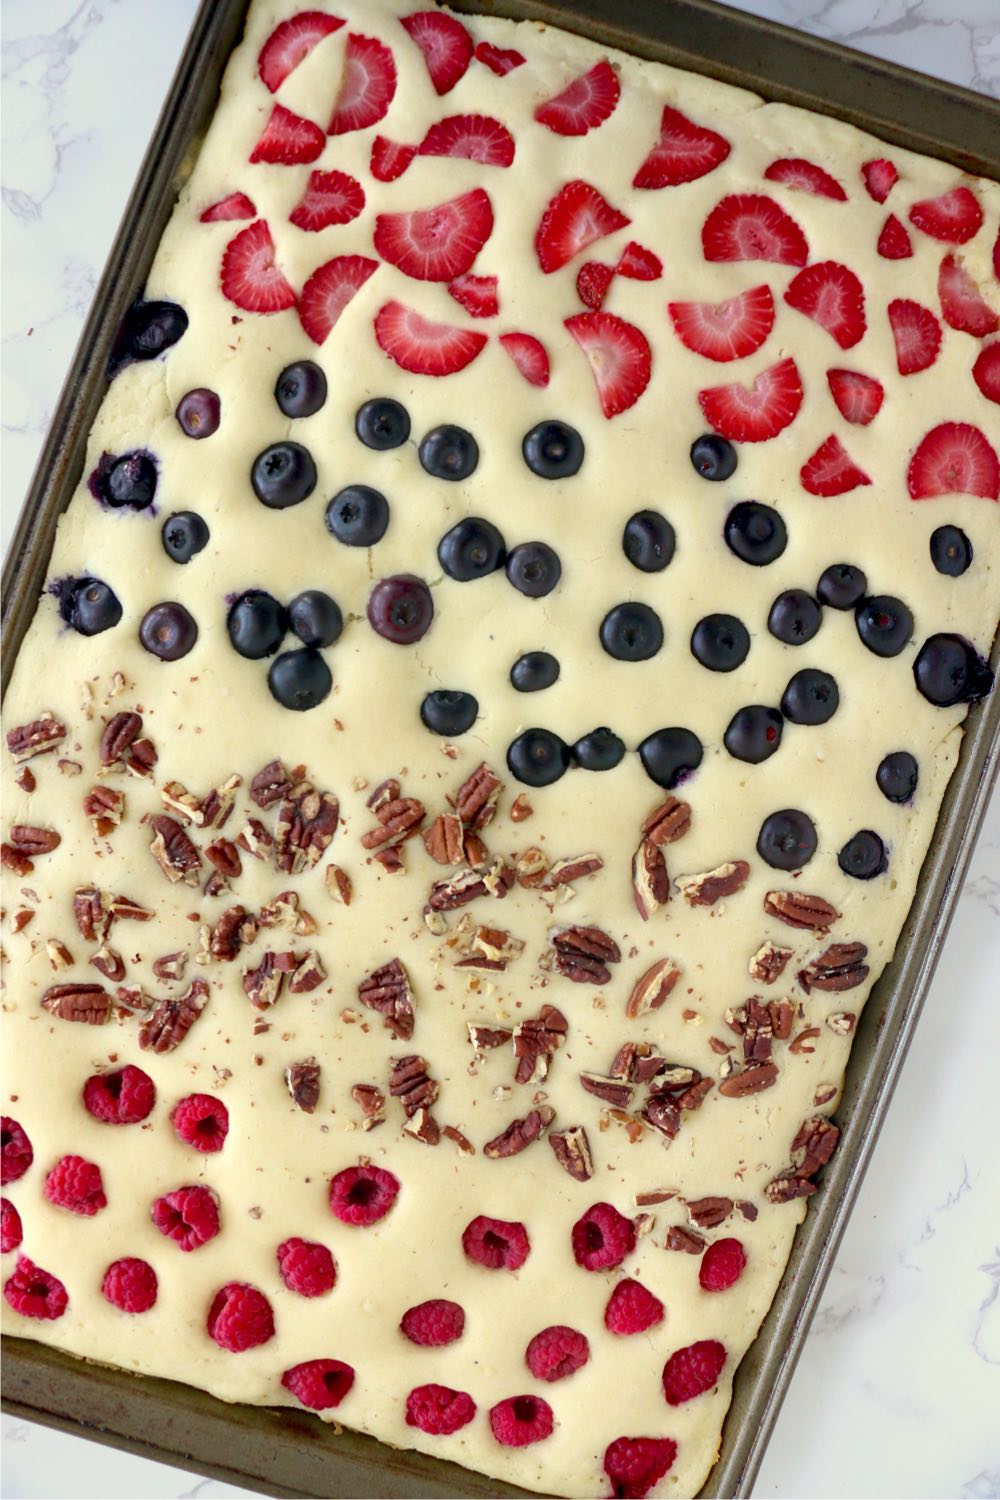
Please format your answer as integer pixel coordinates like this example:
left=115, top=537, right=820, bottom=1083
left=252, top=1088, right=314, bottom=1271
left=276, top=785, right=339, bottom=874
left=236, top=817, right=273, bottom=861
left=210, top=905, right=256, bottom=962
left=766, top=1175, right=817, bottom=1203
left=351, top=1083, right=386, bottom=1130
left=632, top=839, right=669, bottom=921
left=1, top=844, right=33, bottom=876
left=427, top=867, right=489, bottom=911
left=206, top=870, right=230, bottom=897
left=454, top=954, right=506, bottom=974
left=14, top=766, right=36, bottom=793
left=108, top=894, right=153, bottom=923
left=258, top=891, right=313, bottom=934
left=389, top=1055, right=439, bottom=1117
left=468, top=1022, right=513, bottom=1051
left=635, top=1050, right=669, bottom=1085
left=41, top=981, right=110, bottom=1024
left=718, top=1062, right=779, bottom=1097
left=727, top=998, right=775, bottom=1062
left=200, top=774, right=241, bottom=829
left=374, top=846, right=404, bottom=873
left=7, top=713, right=67, bottom=762
left=665, top=1225, right=706, bottom=1254
left=546, top=854, right=604, bottom=888
left=789, top=1026, right=821, bottom=1054
left=161, top=780, right=204, bottom=825
left=454, top=762, right=501, bottom=829
left=509, top=793, right=533, bottom=822
left=580, top=1072, right=634, bottom=1108
left=286, top=1058, right=320, bottom=1113
left=45, top=938, right=73, bottom=971
left=250, top=759, right=291, bottom=808
left=471, top=926, right=524, bottom=962
left=402, top=1106, right=440, bottom=1145
left=205, top=839, right=241, bottom=880
left=84, top=785, right=124, bottom=835
left=138, top=979, right=209, bottom=1052
left=99, top=711, right=142, bottom=767
left=792, top=1116, right=840, bottom=1176
left=635, top=1189, right=677, bottom=1207
left=765, top=890, right=840, bottom=931
left=512, top=1004, right=567, bottom=1084
left=421, top=814, right=465, bottom=865
left=288, top=950, right=326, bottom=994
left=152, top=951, right=187, bottom=982
left=148, top=814, right=202, bottom=885
left=548, top=1125, right=594, bottom=1181
left=814, top=1083, right=838, bottom=1108
left=770, top=999, right=793, bottom=1040
left=11, top=907, right=35, bottom=934
left=515, top=846, right=549, bottom=888
left=362, top=795, right=425, bottom=850
left=826, top=1011, right=856, bottom=1035
left=641, top=1092, right=681, bottom=1140
left=626, top=957, right=681, bottom=1018
left=736, top=1200, right=759, bottom=1222
left=90, top=944, right=125, bottom=982
left=58, top=757, right=83, bottom=776
left=73, top=887, right=109, bottom=942
left=609, top=1041, right=639, bottom=1080
left=463, top=831, right=488, bottom=866
left=358, top=957, right=414, bottom=1040
left=485, top=1105, right=554, bottom=1159
left=324, top=864, right=352, bottom=904
left=442, top=1123, right=475, bottom=1155
left=9, top=826, right=60, bottom=856
left=687, top=1196, right=733, bottom=1229
left=243, top=951, right=295, bottom=1010
left=551, top=925, right=621, bottom=985
left=677, top=860, right=750, bottom=907
left=677, top=1077, right=713, bottom=1112
left=642, top=796, right=692, bottom=846
left=798, top=942, right=869, bottom=994
left=749, top=940, right=793, bottom=984
left=124, top=738, right=157, bottom=778
left=366, top=778, right=399, bottom=813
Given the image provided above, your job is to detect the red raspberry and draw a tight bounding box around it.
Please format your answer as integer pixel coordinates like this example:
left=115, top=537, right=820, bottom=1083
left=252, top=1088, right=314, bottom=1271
left=462, top=1213, right=531, bottom=1270
left=571, top=1202, right=636, bottom=1271
left=328, top=1164, right=400, bottom=1225
left=489, top=1394, right=554, bottom=1448
left=276, top=1237, right=336, bottom=1296
left=82, top=1066, right=155, bottom=1125
left=400, top=1298, right=465, bottom=1346
left=604, top=1436, right=678, bottom=1497
left=151, top=1184, right=220, bottom=1250
left=605, top=1278, right=664, bottom=1335
left=3, top=1255, right=68, bottom=1320
left=662, top=1339, right=727, bottom=1406
left=44, top=1155, right=106, bottom=1216
left=207, top=1282, right=275, bottom=1351
left=282, top=1358, right=355, bottom=1410
left=1, top=1117, right=33, bottom=1186
left=171, top=1093, right=230, bottom=1153
left=525, top=1325, right=590, bottom=1382
left=1, top=1198, right=23, bottom=1254
left=102, top=1257, right=158, bottom=1313
left=699, top=1237, right=747, bottom=1292
left=406, top=1383, right=477, bottom=1436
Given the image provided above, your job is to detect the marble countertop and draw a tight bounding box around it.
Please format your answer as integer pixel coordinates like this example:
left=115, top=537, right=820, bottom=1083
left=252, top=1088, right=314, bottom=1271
left=2, top=2, right=997, bottom=1496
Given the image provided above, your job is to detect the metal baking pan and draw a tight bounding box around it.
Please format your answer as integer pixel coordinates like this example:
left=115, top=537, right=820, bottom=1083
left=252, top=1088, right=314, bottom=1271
left=3, top=1, right=999, bottom=1495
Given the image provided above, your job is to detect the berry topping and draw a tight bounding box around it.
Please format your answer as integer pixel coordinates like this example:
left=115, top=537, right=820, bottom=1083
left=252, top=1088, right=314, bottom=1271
left=283, top=1359, right=355, bottom=1411
left=421, top=690, right=478, bottom=736
left=82, top=1066, right=155, bottom=1125
left=367, top=575, right=434, bottom=645
left=139, top=603, right=198, bottom=662
left=535, top=59, right=620, bottom=136
left=56, top=576, right=122, bottom=636
left=724, top=501, right=787, bottom=565
left=909, top=186, right=983, bottom=244
left=573, top=726, right=626, bottom=771
left=1, top=1119, right=32, bottom=1186
left=888, top=298, right=942, bottom=375
left=44, top=1155, right=106, bottom=1216
left=638, top=727, right=703, bottom=788
left=418, top=113, right=516, bottom=167
left=913, top=633, right=993, bottom=706
left=972, top=343, right=1000, bottom=405
left=826, top=368, right=884, bottom=426
left=220, top=220, right=296, bottom=314
left=4, top=1256, right=68, bottom=1320
left=600, top=602, right=664, bottom=661
left=462, top=1214, right=531, bottom=1270
left=288, top=590, right=343, bottom=649
left=877, top=751, right=918, bottom=804
left=251, top=441, right=317, bottom=508
left=275, top=360, right=327, bottom=418
left=699, top=357, right=803, bottom=443
left=328, top=33, right=397, bottom=135
left=855, top=596, right=914, bottom=657
left=534, top=180, right=630, bottom=274
left=724, top=705, right=783, bottom=763
left=669, top=284, right=775, bottom=363
left=510, top=651, right=560, bottom=692
left=249, top=103, right=324, bottom=166
left=506, top=541, right=562, bottom=598
left=151, top=1185, right=220, bottom=1251
left=475, top=41, right=525, bottom=75
left=604, top=1436, right=678, bottom=1498
left=691, top=613, right=750, bottom=672
left=200, top=192, right=256, bottom=223
left=371, top=135, right=417, bottom=182
left=877, top=213, right=913, bottom=260
left=800, top=435, right=872, bottom=497
left=699, top=1237, right=748, bottom=1291
left=763, top=157, right=846, bottom=199
left=400, top=11, right=472, bottom=95
left=375, top=189, right=493, bottom=283
left=406, top=1384, right=476, bottom=1435
left=938, top=254, right=999, bottom=336
left=571, top=1202, right=636, bottom=1271
left=227, top=591, right=287, bottom=660
left=110, top=300, right=188, bottom=373
left=565, top=311, right=652, bottom=419
left=401, top=1299, right=465, bottom=1346
left=690, top=433, right=737, bottom=481
left=781, top=668, right=839, bottom=725
left=633, top=105, right=730, bottom=189
left=290, top=169, right=366, bottom=232
left=929, top=525, right=973, bottom=577
left=623, top=510, right=676, bottom=572
left=616, top=241, right=663, bottom=280
left=438, top=517, right=505, bottom=581
left=861, top=157, right=898, bottom=202
left=298, top=254, right=379, bottom=346
left=523, top=420, right=584, bottom=478
left=838, top=830, right=888, bottom=880
left=89, top=450, right=157, bottom=510
left=356, top=397, right=410, bottom=449
left=171, top=1093, right=229, bottom=1153
left=757, top=809, right=818, bottom=870
left=525, top=1326, right=590, bottom=1382
left=327, top=485, right=390, bottom=547
left=419, top=423, right=479, bottom=480
left=329, top=1164, right=400, bottom=1225
left=702, top=194, right=807, bottom=265
left=489, top=1395, right=554, bottom=1448
left=207, top=1282, right=275, bottom=1352
left=176, top=388, right=221, bottom=439
left=784, top=261, right=866, bottom=349
left=374, top=300, right=487, bottom=376
left=277, top=1237, right=336, bottom=1297
left=448, top=272, right=499, bottom=318
left=906, top=422, right=999, bottom=501
left=576, top=260, right=614, bottom=310
left=268, top=649, right=333, bottom=712
left=507, top=729, right=569, bottom=788
left=1, top=1199, right=23, bottom=1254
left=768, top=589, right=822, bottom=645
left=103, top=1257, right=158, bottom=1313
left=605, top=1278, right=665, bottom=1334
left=257, top=11, right=343, bottom=93
left=816, top=563, right=867, bottom=610
left=499, top=332, right=550, bottom=387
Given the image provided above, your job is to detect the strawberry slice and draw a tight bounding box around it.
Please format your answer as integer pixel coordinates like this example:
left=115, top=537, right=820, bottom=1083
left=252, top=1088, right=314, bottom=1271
left=888, top=299, right=942, bottom=375
left=972, top=343, right=1000, bottom=405
left=909, top=186, right=983, bottom=244
left=826, top=369, right=884, bottom=426
left=258, top=11, right=344, bottom=93
left=564, top=311, right=651, bottom=418
left=535, top=180, right=630, bottom=274
left=328, top=34, right=397, bottom=135
left=633, top=105, right=730, bottom=190
left=616, top=242, right=662, bottom=280
left=289, top=169, right=365, bottom=231
left=370, top=136, right=417, bottom=182
left=474, top=41, right=525, bottom=75
left=576, top=262, right=614, bottom=310
left=938, top=255, right=999, bottom=337
left=200, top=192, right=256, bottom=223
left=448, top=273, right=499, bottom=318
left=784, top=261, right=866, bottom=349
left=374, top=188, right=493, bottom=282
left=535, top=60, right=620, bottom=136
left=702, top=194, right=808, bottom=266
left=994, top=226, right=1000, bottom=280
left=906, top=422, right=999, bottom=501
left=764, top=158, right=847, bottom=200
left=418, top=114, right=515, bottom=167
left=400, top=11, right=472, bottom=96
left=697, top=357, right=803, bottom=442
left=877, top=214, right=912, bottom=260
left=375, top=300, right=487, bottom=376
left=499, top=332, right=550, bottom=387
left=220, top=221, right=297, bottom=314
left=800, top=435, right=872, bottom=496
left=299, top=255, right=378, bottom=345
left=668, top=284, right=774, bottom=363
left=249, top=104, right=325, bottom=166
left=861, top=158, right=898, bottom=203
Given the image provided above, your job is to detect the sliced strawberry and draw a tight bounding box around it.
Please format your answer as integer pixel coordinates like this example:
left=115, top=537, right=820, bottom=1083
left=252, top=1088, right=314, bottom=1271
left=328, top=34, right=397, bottom=135
left=249, top=104, right=325, bottom=166
left=909, top=186, right=983, bottom=245
left=616, top=242, right=662, bottom=280
left=200, top=192, right=256, bottom=224
left=535, top=60, right=620, bottom=136
left=702, top=193, right=808, bottom=266
left=826, top=368, right=884, bottom=426
left=576, top=261, right=614, bottom=310
left=633, top=105, right=730, bottom=190
left=474, top=41, right=525, bottom=75
left=877, top=214, right=912, bottom=260
left=535, top=180, right=629, bottom=274
left=289, top=169, right=365, bottom=232
left=448, top=273, right=499, bottom=318
left=972, top=343, right=1000, bottom=405
left=374, top=300, right=487, bottom=376
left=994, top=226, right=1000, bottom=281
left=697, top=357, right=803, bottom=443
left=763, top=158, right=846, bottom=200
left=906, top=422, right=999, bottom=501
left=374, top=188, right=493, bottom=282
left=668, top=284, right=774, bottom=363
left=564, top=311, right=651, bottom=418
left=370, top=136, right=417, bottom=182
left=418, top=114, right=515, bottom=167
left=258, top=11, right=344, bottom=93
left=400, top=11, right=472, bottom=96
left=888, top=299, right=942, bottom=375
left=784, top=261, right=866, bottom=349
left=861, top=158, right=898, bottom=203
left=938, top=254, right=999, bottom=337
left=299, top=254, right=378, bottom=345
left=800, top=435, right=872, bottom=496
left=499, top=332, right=550, bottom=387
left=221, top=221, right=296, bottom=314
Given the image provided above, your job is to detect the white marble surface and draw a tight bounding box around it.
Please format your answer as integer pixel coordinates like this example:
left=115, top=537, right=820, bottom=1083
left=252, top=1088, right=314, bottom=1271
left=1, top=1, right=998, bottom=1496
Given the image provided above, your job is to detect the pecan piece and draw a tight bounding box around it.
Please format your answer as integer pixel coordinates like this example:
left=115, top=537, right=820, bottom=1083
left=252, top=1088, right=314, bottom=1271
left=200, top=774, right=241, bottom=829
left=205, top=839, right=241, bottom=879
left=548, top=1125, right=594, bottom=1181
left=677, top=1077, right=713, bottom=1112
left=358, top=958, right=414, bottom=1040
left=250, top=759, right=291, bottom=808
left=45, top=938, right=73, bottom=971
left=402, top=1107, right=440, bottom=1145
left=515, top=847, right=549, bottom=888
left=749, top=940, right=793, bottom=984
left=826, top=1011, right=856, bottom=1036
left=14, top=767, right=36, bottom=793
left=351, top=1084, right=385, bottom=1130
left=361, top=795, right=425, bottom=850
left=421, top=813, right=465, bottom=865
left=551, top=925, right=621, bottom=985
left=148, top=814, right=202, bottom=885
left=84, top=785, right=124, bottom=835
left=243, top=951, right=294, bottom=1010
left=276, top=785, right=339, bottom=874
left=286, top=1058, right=320, bottom=1113
left=798, top=942, right=870, bottom=994
left=512, top=1004, right=567, bottom=1084
left=108, top=894, right=153, bottom=923
left=580, top=1072, right=634, bottom=1108
left=468, top=1023, right=513, bottom=1051
left=427, top=867, right=489, bottom=911
left=138, top=979, right=209, bottom=1053
left=791, top=1116, right=840, bottom=1176
left=288, top=950, right=326, bottom=994
left=236, top=817, right=273, bottom=861
left=7, top=713, right=67, bottom=762
left=509, top=793, right=533, bottom=823
left=73, top=887, right=109, bottom=942
left=124, top=738, right=157, bottom=779
left=152, top=951, right=187, bottom=982
left=442, top=1123, right=475, bottom=1155
left=0, top=843, right=33, bottom=876
left=770, top=999, right=794, bottom=1040
left=258, top=891, right=312, bottom=934
left=632, top=839, right=669, bottom=921
left=454, top=762, right=501, bottom=829
left=99, top=711, right=142, bottom=768
left=160, top=780, right=204, bottom=825
left=687, top=1195, right=733, bottom=1229
left=766, top=1175, right=817, bottom=1203
left=324, top=864, right=352, bottom=905
left=641, top=1092, right=681, bottom=1140
left=9, top=826, right=61, bottom=856
left=789, top=1027, right=822, bottom=1054
left=718, top=1062, right=779, bottom=1097
left=210, top=905, right=255, bottom=962
left=666, top=1225, right=706, bottom=1253
left=545, top=854, right=604, bottom=888
left=642, top=796, right=692, bottom=846
left=389, top=1055, right=439, bottom=1118
left=677, top=860, right=750, bottom=907
left=90, top=944, right=125, bottom=982
left=41, top=981, right=110, bottom=1024
left=727, top=998, right=774, bottom=1062
left=765, top=890, right=840, bottom=931
left=626, top=957, right=681, bottom=1018
left=485, top=1106, right=554, bottom=1159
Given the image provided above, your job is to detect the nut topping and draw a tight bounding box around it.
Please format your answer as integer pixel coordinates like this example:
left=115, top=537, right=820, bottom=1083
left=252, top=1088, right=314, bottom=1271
left=9, top=826, right=61, bottom=856
left=632, top=840, right=669, bottom=921
left=642, top=796, right=692, bottom=846
left=509, top=793, right=533, bottom=822
left=454, top=762, right=502, bottom=830
left=580, top=1072, right=634, bottom=1108
left=389, top=1055, right=439, bottom=1117
left=148, top=814, right=202, bottom=885
left=351, top=1083, right=385, bottom=1129
left=718, top=1062, right=779, bottom=1097
left=512, top=1005, right=568, bottom=1084
left=0, top=844, right=33, bottom=876
left=209, top=905, right=256, bottom=962
left=205, top=839, right=242, bottom=880
left=243, top=951, right=295, bottom=1010
left=468, top=1022, right=514, bottom=1051
left=138, top=979, right=209, bottom=1053
left=427, top=867, right=489, bottom=911
left=123, top=738, right=157, bottom=779
left=749, top=940, right=793, bottom=984
left=41, top=981, right=111, bottom=1025
left=250, top=759, right=291, bottom=808
left=7, top=713, right=67, bottom=762
left=84, top=785, right=124, bottom=835
left=665, top=1225, right=706, bottom=1254
left=825, top=1011, right=856, bottom=1036
left=362, top=794, right=425, bottom=850
left=798, top=942, right=870, bottom=994
left=421, top=814, right=465, bottom=865
left=152, top=951, right=187, bottom=982
left=14, top=767, right=36, bottom=793
left=45, top=938, right=73, bottom=971
left=358, top=957, right=415, bottom=1040
left=764, top=890, right=841, bottom=931
left=99, top=711, right=142, bottom=768
left=73, top=888, right=109, bottom=943
left=551, top=925, right=621, bottom=985
left=402, top=1106, right=440, bottom=1145
left=90, top=944, right=125, bottom=982
left=789, top=1027, right=821, bottom=1054
left=441, top=1123, right=475, bottom=1155
left=677, top=860, right=750, bottom=907
left=161, top=780, right=204, bottom=825
left=792, top=1115, right=840, bottom=1175
left=276, top=785, right=339, bottom=874
left=324, top=864, right=352, bottom=904
left=545, top=854, right=604, bottom=888
left=626, top=957, right=682, bottom=1018
left=548, top=1124, right=594, bottom=1181
left=515, top=847, right=549, bottom=888
left=201, top=774, right=241, bottom=829
left=485, top=1105, right=555, bottom=1159
left=687, top=1195, right=733, bottom=1229
left=288, top=950, right=326, bottom=994
left=236, top=817, right=273, bottom=861
left=286, top=1058, right=321, bottom=1113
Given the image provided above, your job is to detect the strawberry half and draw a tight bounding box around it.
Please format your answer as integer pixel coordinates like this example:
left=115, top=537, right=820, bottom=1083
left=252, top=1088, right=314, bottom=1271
left=474, top=41, right=525, bottom=76
left=249, top=104, right=325, bottom=166
left=535, top=180, right=629, bottom=274
left=800, top=435, right=872, bottom=496
left=448, top=273, right=499, bottom=318
left=826, top=368, right=884, bottom=426
left=702, top=193, right=808, bottom=266
left=299, top=255, right=378, bottom=345
left=616, top=242, right=662, bottom=280
left=564, top=311, right=651, bottom=418
left=576, top=262, right=614, bottom=310
left=907, top=422, right=999, bottom=501
left=668, top=284, right=774, bottom=363
left=499, top=332, right=550, bottom=387
left=888, top=299, right=942, bottom=375
left=220, top=221, right=296, bottom=314
left=258, top=11, right=344, bottom=93
left=370, top=136, right=417, bottom=182
left=909, top=186, right=983, bottom=244
left=374, top=188, right=493, bottom=282
left=784, top=261, right=866, bottom=349
left=877, top=214, right=912, bottom=260
left=328, top=34, right=397, bottom=135
left=633, top=105, right=730, bottom=190
left=697, top=357, right=803, bottom=442
left=400, top=11, right=472, bottom=96
left=535, top=60, right=620, bottom=136
left=861, top=158, right=898, bottom=203
left=763, top=158, right=846, bottom=200
left=418, top=114, right=515, bottom=168
left=374, top=300, right=487, bottom=376
left=289, top=169, right=365, bottom=231
left=972, top=343, right=1000, bottom=406
left=200, top=192, right=256, bottom=223
left=938, top=255, right=999, bottom=337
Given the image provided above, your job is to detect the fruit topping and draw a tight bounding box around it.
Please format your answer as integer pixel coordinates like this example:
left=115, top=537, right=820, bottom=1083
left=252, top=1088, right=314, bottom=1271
left=906, top=422, right=999, bottom=500
left=565, top=310, right=651, bottom=418
left=421, top=691, right=478, bottom=735
left=4, top=1257, right=68, bottom=1320
left=764, top=157, right=846, bottom=199
left=475, top=41, right=525, bottom=75
left=489, top=1394, right=554, bottom=1448
left=724, top=501, right=787, bottom=565
left=877, top=751, right=918, bottom=803
left=638, top=727, right=703, bottom=788
left=522, top=420, right=584, bottom=478
left=249, top=104, right=324, bottom=165
left=375, top=189, right=493, bottom=283
left=251, top=441, right=317, bottom=508
left=221, top=221, right=296, bottom=314
left=139, top=603, right=199, bottom=662
left=151, top=1185, right=220, bottom=1251
left=698, top=357, right=803, bottom=442
left=328, top=34, right=397, bottom=135
left=326, top=485, right=390, bottom=546
left=525, top=1326, right=590, bottom=1382
left=401, top=10, right=472, bottom=94
left=800, top=435, right=871, bottom=496
left=367, top=575, right=433, bottom=644
left=56, top=577, right=122, bottom=636
left=913, top=633, right=993, bottom=706
left=536, top=60, right=620, bottom=136
left=401, top=1299, right=465, bottom=1346
left=909, top=186, right=983, bottom=244
left=669, top=284, right=774, bottom=363
left=826, top=368, right=884, bottom=425
left=275, top=360, right=327, bottom=418
left=816, top=563, right=866, bottom=609
left=888, top=298, right=941, bottom=375
left=571, top=1202, right=635, bottom=1271
left=374, top=300, right=487, bottom=376
left=102, top=1257, right=157, bottom=1313
left=207, top=1282, right=275, bottom=1351
left=691, top=613, right=750, bottom=672
left=200, top=192, right=256, bottom=223
left=299, top=255, right=378, bottom=346
left=370, top=135, right=417, bottom=181
left=506, top=542, right=561, bottom=598
left=535, top=180, right=629, bottom=273
left=268, top=650, right=333, bottom=712
left=419, top=423, right=479, bottom=479
left=1, top=1118, right=32, bottom=1185
left=499, top=332, right=550, bottom=387
left=633, top=105, right=730, bottom=189
left=929, top=524, right=973, bottom=576
left=510, top=652, right=559, bottom=693
left=576, top=260, right=614, bottom=309
left=356, top=397, right=410, bottom=449
left=573, top=727, right=626, bottom=771
left=623, top=510, right=676, bottom=572
left=604, top=1436, right=678, bottom=1497
left=757, top=809, right=817, bottom=870
left=600, top=602, right=663, bottom=661
left=877, top=214, right=913, bottom=259
left=617, top=241, right=663, bottom=279
left=328, top=1163, right=400, bottom=1225
left=83, top=1066, right=155, bottom=1124
left=448, top=273, right=499, bottom=318
left=418, top=113, right=515, bottom=168
left=768, top=589, right=821, bottom=645
left=277, top=1237, right=336, bottom=1297
left=44, top=1154, right=106, bottom=1215
left=784, top=261, right=866, bottom=348
left=937, top=254, right=999, bottom=336
left=288, top=590, right=343, bottom=648
left=172, top=1094, right=229, bottom=1152
left=690, top=433, right=737, bottom=480
left=283, top=1360, right=355, bottom=1410
left=861, top=158, right=898, bottom=202
left=699, top=1237, right=747, bottom=1290
left=702, top=193, right=807, bottom=265
left=227, top=591, right=287, bottom=659
left=257, top=11, right=343, bottom=93
left=290, top=169, right=365, bottom=231
left=462, top=1214, right=531, bottom=1269
left=108, top=299, right=188, bottom=375
left=176, top=387, right=221, bottom=438
left=406, top=1384, right=476, bottom=1434
left=781, top=668, right=839, bottom=725
left=838, top=830, right=887, bottom=880
left=724, top=705, right=783, bottom=763
left=855, top=596, right=913, bottom=657
left=507, top=729, right=570, bottom=788
left=438, top=517, right=505, bottom=581
left=89, top=450, right=157, bottom=511
left=972, top=343, right=1000, bottom=405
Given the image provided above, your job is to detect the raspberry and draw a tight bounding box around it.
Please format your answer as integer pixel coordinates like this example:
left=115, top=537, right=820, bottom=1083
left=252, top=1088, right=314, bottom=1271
left=1, top=1198, right=23, bottom=1254
left=328, top=1164, right=400, bottom=1225
left=400, top=1298, right=465, bottom=1346
left=489, top=1394, right=555, bottom=1448
left=1, top=1117, right=33, bottom=1186
left=171, top=1093, right=230, bottom=1153
left=571, top=1202, right=635, bottom=1271
left=604, top=1436, right=678, bottom=1497
left=82, top=1065, right=155, bottom=1125
left=207, top=1281, right=275, bottom=1351
left=276, top=1236, right=336, bottom=1296
left=151, top=1184, right=220, bottom=1251
left=661, top=1339, right=727, bottom=1406
left=406, top=1383, right=476, bottom=1436
left=43, top=1155, right=106, bottom=1216
left=462, top=1213, right=531, bottom=1270
left=282, top=1358, right=355, bottom=1410
left=102, top=1257, right=158, bottom=1313
left=699, top=1237, right=747, bottom=1292
left=605, top=1278, right=664, bottom=1335
left=525, top=1325, right=590, bottom=1382
left=3, top=1255, right=68, bottom=1320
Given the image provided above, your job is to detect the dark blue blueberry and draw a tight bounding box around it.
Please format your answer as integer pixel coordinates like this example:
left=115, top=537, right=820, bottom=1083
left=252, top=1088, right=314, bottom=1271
left=638, top=727, right=703, bottom=789
left=161, top=511, right=209, bottom=564
left=139, top=602, right=198, bottom=662
left=522, top=420, right=584, bottom=479
left=507, top=728, right=569, bottom=787
left=326, top=485, right=389, bottom=547
left=251, top=442, right=317, bottom=509
left=420, top=690, right=479, bottom=736
left=690, top=434, right=737, bottom=481
left=929, top=525, right=973, bottom=578
left=572, top=727, right=625, bottom=771
left=175, top=388, right=220, bottom=439
left=227, top=591, right=286, bottom=659
left=510, top=651, right=559, bottom=692
left=56, top=577, right=122, bottom=636
left=274, top=361, right=327, bottom=418
left=781, top=669, right=839, bottom=726
left=690, top=614, right=750, bottom=672
left=768, top=589, right=821, bottom=646
left=816, top=563, right=867, bottom=610
left=367, top=575, right=433, bottom=645
left=876, top=751, right=918, bottom=804
left=89, top=450, right=157, bottom=511
left=109, top=299, right=187, bottom=375
left=506, top=542, right=561, bottom=598
left=913, top=633, right=993, bottom=706
left=268, top=648, right=332, bottom=711
left=838, top=830, right=887, bottom=880
left=757, top=809, right=817, bottom=870
left=288, top=590, right=342, bottom=649
left=623, top=510, right=676, bottom=573
left=724, top=705, right=783, bottom=763
left=724, top=502, right=787, bottom=566
left=600, top=603, right=663, bottom=662
left=419, top=424, right=479, bottom=481
left=855, top=596, right=913, bottom=658
left=356, top=397, right=410, bottom=450
left=438, top=517, right=505, bottom=581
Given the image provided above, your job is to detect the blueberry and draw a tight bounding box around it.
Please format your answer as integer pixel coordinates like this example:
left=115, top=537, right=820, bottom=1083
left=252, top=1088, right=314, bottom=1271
left=638, top=727, right=703, bottom=789
left=690, top=433, right=737, bottom=481
left=161, top=511, right=209, bottom=564
left=175, top=388, right=220, bottom=439
left=724, top=705, right=783, bottom=763
left=522, top=420, right=584, bottom=479
left=838, top=830, right=887, bottom=880
left=252, top=442, right=317, bottom=509
left=622, top=510, right=676, bottom=573
left=268, top=648, right=332, bottom=711
left=438, top=517, right=505, bottom=581
left=572, top=727, right=625, bottom=771
left=600, top=603, right=663, bottom=662
left=507, top=728, right=569, bottom=787
left=855, top=596, right=913, bottom=658
left=929, top=525, right=973, bottom=578
left=326, top=485, right=389, bottom=547
left=227, top=590, right=287, bottom=659
left=757, top=809, right=817, bottom=870
left=139, top=602, right=198, bottom=662
left=510, top=651, right=559, bottom=692
left=109, top=299, right=187, bottom=374
left=89, top=450, right=157, bottom=511
left=768, top=589, right=821, bottom=646
left=876, top=750, right=918, bottom=804
left=56, top=577, right=122, bottom=636
left=420, top=690, right=478, bottom=736
left=367, top=575, right=433, bottom=645
left=690, top=613, right=750, bottom=672
left=356, top=397, right=410, bottom=450
left=274, top=361, right=327, bottom=418
left=781, top=669, right=839, bottom=726
left=816, top=563, right=867, bottom=610
left=288, top=590, right=342, bottom=649
left=419, top=424, right=478, bottom=481
left=913, top=633, right=993, bottom=706
left=724, top=501, right=787, bottom=565
left=506, top=542, right=561, bottom=598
